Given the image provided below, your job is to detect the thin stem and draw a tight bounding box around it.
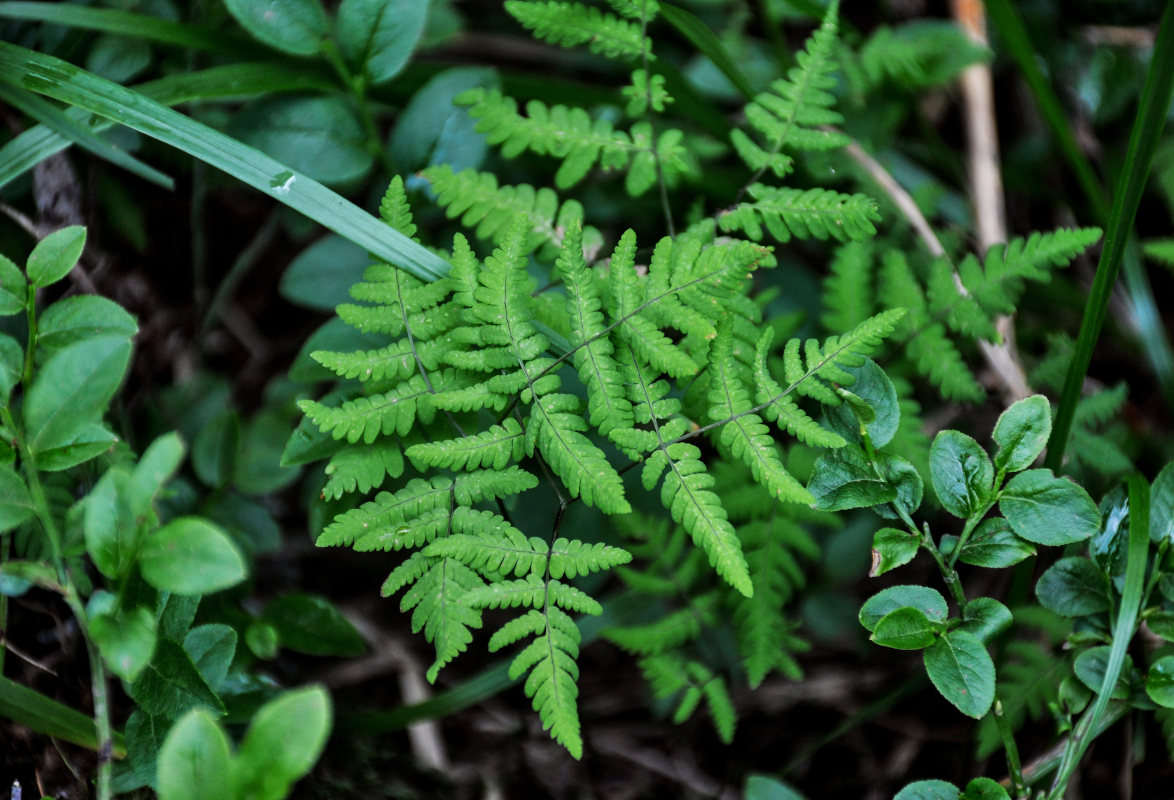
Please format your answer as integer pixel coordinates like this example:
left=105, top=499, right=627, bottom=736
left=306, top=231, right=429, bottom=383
left=896, top=507, right=967, bottom=610
left=320, top=38, right=396, bottom=177
left=21, top=284, right=36, bottom=388
left=946, top=498, right=998, bottom=569
left=65, top=591, right=112, bottom=800
left=994, top=700, right=1027, bottom=799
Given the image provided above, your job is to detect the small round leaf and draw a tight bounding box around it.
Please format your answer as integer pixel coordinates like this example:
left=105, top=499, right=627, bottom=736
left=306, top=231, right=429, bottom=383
left=139, top=517, right=247, bottom=595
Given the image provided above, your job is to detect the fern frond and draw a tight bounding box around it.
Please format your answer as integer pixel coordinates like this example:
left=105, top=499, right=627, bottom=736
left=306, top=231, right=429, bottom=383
left=623, top=68, right=672, bottom=116
left=298, top=374, right=440, bottom=444
left=311, top=338, right=451, bottom=383
left=391, top=555, right=485, bottom=683
left=506, top=0, right=650, bottom=61
left=406, top=419, right=526, bottom=471
left=606, top=0, right=657, bottom=21
left=558, top=223, right=634, bottom=435
left=959, top=227, right=1102, bottom=315
left=718, top=185, right=879, bottom=244
left=780, top=308, right=906, bottom=404
left=859, top=21, right=989, bottom=89
left=604, top=605, right=707, bottom=655
left=507, top=606, right=584, bottom=758
left=421, top=164, right=596, bottom=258
left=707, top=327, right=812, bottom=504
left=822, top=241, right=875, bottom=334
left=322, top=439, right=404, bottom=500
left=640, top=655, right=737, bottom=744
left=379, top=174, right=418, bottom=238
left=732, top=1, right=846, bottom=176
left=529, top=391, right=631, bottom=513
left=752, top=329, right=846, bottom=448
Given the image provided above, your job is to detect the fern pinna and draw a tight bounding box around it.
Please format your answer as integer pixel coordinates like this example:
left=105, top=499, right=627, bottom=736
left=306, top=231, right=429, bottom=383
left=294, top=2, right=908, bottom=757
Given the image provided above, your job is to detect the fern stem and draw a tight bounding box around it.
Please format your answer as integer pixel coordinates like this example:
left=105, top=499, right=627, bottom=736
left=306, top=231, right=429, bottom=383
left=1045, top=2, right=1174, bottom=472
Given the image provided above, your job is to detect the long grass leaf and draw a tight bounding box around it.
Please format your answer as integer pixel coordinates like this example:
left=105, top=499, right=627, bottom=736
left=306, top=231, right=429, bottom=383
left=0, top=677, right=126, bottom=756
left=0, top=42, right=451, bottom=283
left=1044, top=3, right=1174, bottom=470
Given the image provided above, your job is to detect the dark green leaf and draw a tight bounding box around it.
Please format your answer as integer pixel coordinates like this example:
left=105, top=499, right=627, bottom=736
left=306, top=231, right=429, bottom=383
left=231, top=686, right=332, bottom=800
left=233, top=409, right=300, bottom=495
left=130, top=432, right=185, bottom=513
left=827, top=359, right=900, bottom=448
left=157, top=593, right=200, bottom=643
left=959, top=597, right=1012, bottom=644
left=1146, top=610, right=1174, bottom=642
left=874, top=452, right=924, bottom=519
left=1152, top=461, right=1174, bottom=543
left=128, top=639, right=225, bottom=718
left=859, top=585, right=948, bottom=633
left=26, top=225, right=86, bottom=288
left=957, top=518, right=1035, bottom=568
left=0, top=676, right=119, bottom=754
left=930, top=430, right=993, bottom=518
left=183, top=624, right=237, bottom=690
left=35, top=422, right=118, bottom=471
left=125, top=710, right=167, bottom=786
left=336, top=0, right=427, bottom=84
left=87, top=592, right=157, bottom=682
left=23, top=335, right=131, bottom=455
left=206, top=492, right=282, bottom=557
left=86, top=33, right=151, bottom=83
left=744, top=774, right=807, bottom=800
left=999, top=469, right=1100, bottom=546
left=222, top=0, right=328, bottom=55
left=389, top=67, right=495, bottom=172
left=156, top=709, right=232, bottom=800
left=870, top=527, right=919, bottom=577
left=1073, top=646, right=1132, bottom=699
left=809, top=446, right=896, bottom=512
left=229, top=95, right=372, bottom=185
left=1035, top=557, right=1111, bottom=617
left=0, top=333, right=21, bottom=399
left=992, top=395, right=1051, bottom=473
left=1145, top=655, right=1174, bottom=707
left=871, top=606, right=942, bottom=650
left=0, top=463, right=34, bottom=532
left=192, top=410, right=240, bottom=489
left=0, top=253, right=26, bottom=315
left=139, top=517, right=247, bottom=595
left=280, top=235, right=370, bottom=311
left=36, top=295, right=138, bottom=355
left=1058, top=676, right=1091, bottom=715
left=263, top=593, right=365, bottom=656
left=923, top=629, right=995, bottom=718
left=893, top=780, right=959, bottom=800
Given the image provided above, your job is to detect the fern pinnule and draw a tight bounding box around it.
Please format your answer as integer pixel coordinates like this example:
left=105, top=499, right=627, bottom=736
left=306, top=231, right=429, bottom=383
left=718, top=185, right=880, bottom=244
left=406, top=419, right=526, bottom=471
left=322, top=439, right=405, bottom=500
left=505, top=0, right=650, bottom=61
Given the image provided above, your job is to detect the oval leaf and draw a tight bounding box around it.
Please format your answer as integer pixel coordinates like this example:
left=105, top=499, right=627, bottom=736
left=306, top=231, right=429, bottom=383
left=961, top=777, right=1011, bottom=800
left=992, top=395, right=1051, bottom=473
left=859, top=585, right=948, bottom=633
left=336, top=0, right=427, bottom=84
left=871, top=527, right=919, bottom=577
left=930, top=430, right=993, bottom=518
left=960, top=597, right=1012, bottom=644
left=923, top=629, right=995, bottom=718
left=88, top=597, right=157, bottom=682
left=998, top=469, right=1100, bottom=546
left=222, top=0, right=328, bottom=55
left=1146, top=655, right=1174, bottom=708
left=23, top=335, right=131, bottom=455
left=871, top=606, right=942, bottom=650
left=37, top=294, right=138, bottom=355
left=0, top=253, right=26, bottom=315
left=958, top=518, right=1035, bottom=568
left=232, top=686, right=332, bottom=800
left=139, top=517, right=247, bottom=595
left=26, top=225, right=85, bottom=288
left=1035, top=556, right=1111, bottom=617
left=1073, top=645, right=1132, bottom=699
left=156, top=709, right=232, bottom=800
left=894, top=780, right=960, bottom=800
left=280, top=235, right=370, bottom=311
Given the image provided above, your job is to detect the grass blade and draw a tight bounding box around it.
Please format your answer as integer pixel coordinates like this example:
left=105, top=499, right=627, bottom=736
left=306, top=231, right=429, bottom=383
left=0, top=42, right=451, bottom=283
left=659, top=2, right=754, bottom=100
left=1044, top=3, right=1174, bottom=470
left=0, top=676, right=126, bottom=757
left=0, top=83, right=173, bottom=189
left=0, top=1, right=260, bottom=56
left=0, top=62, right=334, bottom=191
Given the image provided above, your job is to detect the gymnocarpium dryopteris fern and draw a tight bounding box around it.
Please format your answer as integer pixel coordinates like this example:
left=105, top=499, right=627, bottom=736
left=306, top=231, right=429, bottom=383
left=295, top=172, right=904, bottom=755
left=821, top=228, right=1103, bottom=401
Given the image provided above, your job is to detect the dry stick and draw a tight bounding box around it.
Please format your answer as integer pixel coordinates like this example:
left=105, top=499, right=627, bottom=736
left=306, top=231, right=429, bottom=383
left=954, top=0, right=1032, bottom=401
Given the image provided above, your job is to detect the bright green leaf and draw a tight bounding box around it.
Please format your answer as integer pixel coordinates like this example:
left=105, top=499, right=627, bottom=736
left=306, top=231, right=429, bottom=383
left=957, top=518, right=1035, bottom=568
left=246, top=621, right=280, bottom=660
left=871, top=606, right=942, bottom=650
left=930, top=430, right=993, bottom=518
left=232, top=686, right=332, bottom=800
left=0, top=464, right=34, bottom=533
left=139, top=518, right=247, bottom=595
left=36, top=294, right=138, bottom=355
left=130, top=432, right=186, bottom=513
left=959, top=597, right=1012, bottom=645
left=870, top=527, right=919, bottom=576
left=1145, top=655, right=1174, bottom=707
left=156, top=708, right=232, bottom=800
left=859, top=585, right=948, bottom=633
left=35, top=422, right=119, bottom=471
left=999, top=469, right=1100, bottom=546
left=923, top=629, right=995, bottom=718
left=87, top=592, right=157, bottom=682
left=961, top=776, right=1011, bottom=800
left=0, top=254, right=26, bottom=315
left=992, top=394, right=1051, bottom=473
left=26, top=225, right=86, bottom=288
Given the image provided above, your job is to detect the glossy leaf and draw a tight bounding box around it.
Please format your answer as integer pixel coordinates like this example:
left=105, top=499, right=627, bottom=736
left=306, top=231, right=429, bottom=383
left=139, top=517, right=247, bottom=595
left=923, top=629, right=995, bottom=718
left=859, top=585, right=948, bottom=633
left=998, top=469, right=1100, bottom=546
left=870, top=527, right=918, bottom=577
left=957, top=518, right=1035, bottom=568
left=871, top=606, right=942, bottom=650
left=1073, top=646, right=1132, bottom=700
left=1145, top=655, right=1174, bottom=707
left=959, top=597, right=1012, bottom=645
left=36, top=295, right=138, bottom=355
left=960, top=777, right=1011, bottom=800
left=826, top=358, right=900, bottom=447
left=894, top=780, right=959, bottom=800
left=25, top=225, right=85, bottom=288
left=809, top=446, right=896, bottom=512
left=930, top=430, right=993, bottom=518
left=156, top=709, right=232, bottom=800
left=992, top=394, right=1051, bottom=473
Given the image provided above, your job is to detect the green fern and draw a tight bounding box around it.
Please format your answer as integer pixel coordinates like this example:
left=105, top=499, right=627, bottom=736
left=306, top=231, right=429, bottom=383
left=640, top=654, right=737, bottom=744
left=857, top=21, right=990, bottom=89
left=718, top=185, right=880, bottom=244
left=730, top=1, right=847, bottom=179
left=505, top=0, right=651, bottom=61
